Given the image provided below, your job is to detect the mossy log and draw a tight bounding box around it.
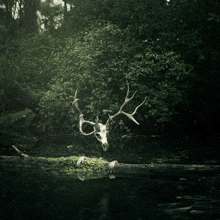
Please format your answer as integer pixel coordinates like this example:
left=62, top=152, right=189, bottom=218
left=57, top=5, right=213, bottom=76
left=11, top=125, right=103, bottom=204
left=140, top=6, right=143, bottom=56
left=0, top=145, right=218, bottom=179
left=1, top=153, right=220, bottom=179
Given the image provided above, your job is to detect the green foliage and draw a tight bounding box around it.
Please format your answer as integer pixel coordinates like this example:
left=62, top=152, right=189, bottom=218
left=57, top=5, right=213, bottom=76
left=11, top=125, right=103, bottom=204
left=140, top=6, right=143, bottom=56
left=0, top=32, right=65, bottom=119
left=1, top=0, right=219, bottom=149
left=15, top=33, right=63, bottom=90
left=127, top=45, right=192, bottom=122
left=0, top=108, right=35, bottom=128
left=39, top=23, right=191, bottom=138
left=0, top=109, right=36, bottom=148
left=39, top=0, right=64, bottom=32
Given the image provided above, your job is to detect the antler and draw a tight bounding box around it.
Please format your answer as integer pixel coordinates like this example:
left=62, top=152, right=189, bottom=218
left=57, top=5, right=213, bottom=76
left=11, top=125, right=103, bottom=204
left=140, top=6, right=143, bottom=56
left=72, top=89, right=96, bottom=135
left=108, top=81, right=146, bottom=125
left=72, top=82, right=146, bottom=151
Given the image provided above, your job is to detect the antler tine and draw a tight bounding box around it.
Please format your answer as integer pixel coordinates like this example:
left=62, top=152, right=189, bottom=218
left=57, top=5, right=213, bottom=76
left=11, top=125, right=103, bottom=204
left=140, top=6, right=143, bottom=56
left=131, top=96, right=147, bottom=116
left=72, top=89, right=82, bottom=115
left=121, top=96, right=147, bottom=125
left=73, top=89, right=96, bottom=136
left=120, top=80, right=137, bottom=110
left=108, top=81, right=146, bottom=125
left=79, top=115, right=96, bottom=135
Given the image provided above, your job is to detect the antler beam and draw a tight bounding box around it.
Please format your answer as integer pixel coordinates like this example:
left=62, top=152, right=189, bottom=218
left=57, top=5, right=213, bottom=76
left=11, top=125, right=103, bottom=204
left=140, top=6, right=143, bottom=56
left=73, top=90, right=96, bottom=136
left=108, top=81, right=146, bottom=125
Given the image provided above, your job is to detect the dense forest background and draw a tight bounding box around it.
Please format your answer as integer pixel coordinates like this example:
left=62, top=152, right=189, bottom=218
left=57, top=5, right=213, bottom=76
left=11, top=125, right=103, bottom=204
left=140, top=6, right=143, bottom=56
left=1, top=0, right=220, bottom=154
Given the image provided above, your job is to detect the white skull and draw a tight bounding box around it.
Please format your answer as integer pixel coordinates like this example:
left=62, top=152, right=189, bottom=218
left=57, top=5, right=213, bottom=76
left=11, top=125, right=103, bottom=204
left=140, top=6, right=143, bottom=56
left=94, top=123, right=109, bottom=151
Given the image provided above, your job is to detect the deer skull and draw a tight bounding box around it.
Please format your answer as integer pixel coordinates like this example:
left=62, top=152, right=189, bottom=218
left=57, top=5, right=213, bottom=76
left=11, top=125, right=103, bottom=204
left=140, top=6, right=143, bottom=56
left=94, top=122, right=109, bottom=151
left=73, top=81, right=146, bottom=151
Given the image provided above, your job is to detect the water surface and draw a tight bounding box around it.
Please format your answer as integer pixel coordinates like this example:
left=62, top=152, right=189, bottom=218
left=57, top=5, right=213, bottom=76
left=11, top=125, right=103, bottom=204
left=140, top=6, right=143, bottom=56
left=1, top=164, right=220, bottom=219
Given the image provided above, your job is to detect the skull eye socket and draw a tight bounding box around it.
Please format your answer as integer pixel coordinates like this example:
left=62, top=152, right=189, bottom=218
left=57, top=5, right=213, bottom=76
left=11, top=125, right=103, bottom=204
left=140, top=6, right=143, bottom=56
left=95, top=133, right=102, bottom=140
left=94, top=123, right=100, bottom=132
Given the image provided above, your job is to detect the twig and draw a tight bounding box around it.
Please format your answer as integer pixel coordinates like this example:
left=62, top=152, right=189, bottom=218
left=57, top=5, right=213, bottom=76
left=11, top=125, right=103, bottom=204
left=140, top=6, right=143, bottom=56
left=12, top=145, right=29, bottom=158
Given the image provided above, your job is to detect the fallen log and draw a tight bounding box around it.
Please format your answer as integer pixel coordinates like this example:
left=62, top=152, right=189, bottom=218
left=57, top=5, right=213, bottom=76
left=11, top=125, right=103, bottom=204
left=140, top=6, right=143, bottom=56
left=0, top=145, right=219, bottom=179
left=111, top=163, right=220, bottom=177
left=1, top=154, right=220, bottom=179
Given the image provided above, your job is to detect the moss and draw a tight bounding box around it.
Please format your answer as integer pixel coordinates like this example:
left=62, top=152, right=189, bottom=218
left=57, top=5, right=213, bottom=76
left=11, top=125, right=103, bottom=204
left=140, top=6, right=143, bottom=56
left=81, top=157, right=109, bottom=172
left=20, top=155, right=110, bottom=178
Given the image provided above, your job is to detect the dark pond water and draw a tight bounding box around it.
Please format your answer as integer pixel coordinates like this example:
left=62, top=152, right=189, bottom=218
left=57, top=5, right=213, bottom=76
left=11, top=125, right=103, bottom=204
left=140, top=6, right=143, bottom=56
left=1, top=165, right=220, bottom=220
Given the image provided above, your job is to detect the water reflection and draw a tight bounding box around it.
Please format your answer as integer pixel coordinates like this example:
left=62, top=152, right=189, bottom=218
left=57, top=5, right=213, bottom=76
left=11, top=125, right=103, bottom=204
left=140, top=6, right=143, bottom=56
left=0, top=166, right=220, bottom=220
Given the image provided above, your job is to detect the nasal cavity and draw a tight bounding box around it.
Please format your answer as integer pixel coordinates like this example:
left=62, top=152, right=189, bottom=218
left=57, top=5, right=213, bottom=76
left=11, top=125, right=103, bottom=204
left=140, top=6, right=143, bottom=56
left=102, top=142, right=109, bottom=151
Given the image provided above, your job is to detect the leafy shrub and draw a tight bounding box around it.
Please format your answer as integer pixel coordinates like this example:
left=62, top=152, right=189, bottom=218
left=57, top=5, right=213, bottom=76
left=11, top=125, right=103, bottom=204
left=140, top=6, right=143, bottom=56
left=39, top=23, right=192, bottom=142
